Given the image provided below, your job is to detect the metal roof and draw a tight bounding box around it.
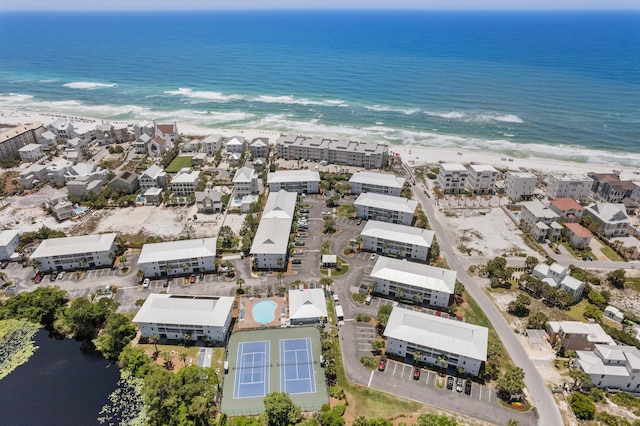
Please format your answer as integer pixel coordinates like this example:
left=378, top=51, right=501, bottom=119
left=349, top=171, right=405, bottom=189
left=361, top=220, right=434, bottom=248
left=133, top=294, right=234, bottom=328
left=139, top=238, right=217, bottom=264
left=370, top=256, right=455, bottom=294
left=288, top=288, right=328, bottom=321
left=354, top=193, right=418, bottom=214
left=31, top=233, right=116, bottom=258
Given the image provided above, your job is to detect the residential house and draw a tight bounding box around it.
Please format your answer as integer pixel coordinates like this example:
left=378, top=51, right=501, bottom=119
left=504, top=171, right=537, bottom=201
left=31, top=233, right=117, bottom=272
left=436, top=163, right=469, bottom=194
left=170, top=168, right=200, bottom=196
left=134, top=121, right=154, bottom=139
left=38, top=130, right=57, bottom=148
left=275, top=135, right=388, bottom=169
left=143, top=187, right=163, bottom=206
left=241, top=194, right=259, bottom=213
left=361, top=220, right=434, bottom=261
left=67, top=174, right=107, bottom=199
left=288, top=288, right=328, bottom=325
left=384, top=307, right=488, bottom=376
left=250, top=138, right=269, bottom=159
left=71, top=122, right=96, bottom=144
left=18, top=163, right=48, bottom=189
left=354, top=193, right=417, bottom=226
left=0, top=123, right=44, bottom=161
left=64, top=162, right=104, bottom=183
left=133, top=133, right=152, bottom=154
left=95, top=123, right=115, bottom=145
left=113, top=123, right=129, bottom=143
left=589, top=172, right=636, bottom=203
left=225, top=136, right=246, bottom=154
left=46, top=159, right=73, bottom=187
left=133, top=294, right=233, bottom=343
left=201, top=134, right=224, bottom=156
left=532, top=263, right=585, bottom=303
left=577, top=345, right=640, bottom=391
left=583, top=203, right=630, bottom=237
left=195, top=190, right=223, bottom=214
left=191, top=152, right=207, bottom=167
left=519, top=199, right=563, bottom=242
left=108, top=171, right=140, bottom=194
left=466, top=164, right=498, bottom=194
left=250, top=190, right=297, bottom=270
left=549, top=198, right=584, bottom=222
left=0, top=230, right=20, bottom=261
left=147, top=135, right=169, bottom=157
left=48, top=119, right=74, bottom=142
left=138, top=164, right=167, bottom=192
left=370, top=256, right=455, bottom=308
left=631, top=182, right=640, bottom=205
left=47, top=194, right=76, bottom=222
left=547, top=321, right=615, bottom=352
left=138, top=238, right=217, bottom=278
left=233, top=167, right=259, bottom=197
left=348, top=171, right=405, bottom=196
left=155, top=122, right=178, bottom=144
left=604, top=306, right=624, bottom=323
left=18, top=144, right=45, bottom=162
left=563, top=222, right=593, bottom=248
left=267, top=170, right=320, bottom=194
left=546, top=174, right=592, bottom=202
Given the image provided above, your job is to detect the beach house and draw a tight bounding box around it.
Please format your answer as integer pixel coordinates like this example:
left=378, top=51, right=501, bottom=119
left=547, top=321, right=614, bottom=352
left=195, top=190, right=223, bottom=214
left=563, top=222, right=593, bottom=248
left=519, top=199, right=563, bottom=242
left=549, top=198, right=584, bottom=222
left=466, top=164, right=498, bottom=194
left=504, top=171, right=537, bottom=201
left=170, top=168, right=200, bottom=196
left=532, top=263, right=585, bottom=303
left=233, top=167, right=259, bottom=197
left=546, top=173, right=592, bottom=202
left=250, top=137, right=269, bottom=158
left=138, top=164, right=167, bottom=192
left=436, top=163, right=468, bottom=194
left=18, top=143, right=45, bottom=162
left=225, top=136, right=246, bottom=154
left=583, top=203, right=631, bottom=237
left=202, top=134, right=224, bottom=156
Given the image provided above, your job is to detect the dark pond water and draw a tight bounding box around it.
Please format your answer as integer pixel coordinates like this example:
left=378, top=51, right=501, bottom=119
left=0, top=329, right=120, bottom=426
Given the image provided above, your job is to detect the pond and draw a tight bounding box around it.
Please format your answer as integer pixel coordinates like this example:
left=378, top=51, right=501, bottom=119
left=0, top=329, right=121, bottom=426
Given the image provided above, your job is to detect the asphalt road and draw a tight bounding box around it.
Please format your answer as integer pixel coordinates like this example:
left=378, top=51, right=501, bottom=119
left=412, top=184, right=561, bottom=426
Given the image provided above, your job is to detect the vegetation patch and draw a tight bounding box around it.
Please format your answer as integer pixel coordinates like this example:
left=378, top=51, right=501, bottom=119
left=98, top=369, right=147, bottom=425
left=0, top=318, right=40, bottom=380
left=165, top=156, right=193, bottom=173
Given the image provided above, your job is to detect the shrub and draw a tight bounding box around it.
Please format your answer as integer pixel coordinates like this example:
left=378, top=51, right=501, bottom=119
left=570, top=392, right=595, bottom=420
left=359, top=356, right=378, bottom=370
left=355, top=314, right=371, bottom=322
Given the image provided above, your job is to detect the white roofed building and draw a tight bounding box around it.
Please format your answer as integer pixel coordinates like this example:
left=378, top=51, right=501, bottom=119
left=288, top=288, right=328, bottom=325
left=18, top=163, right=48, bottom=189
left=384, top=307, right=488, bottom=376
left=250, top=190, right=297, bottom=270
left=138, top=238, right=217, bottom=278
left=583, top=203, right=630, bottom=237
left=46, top=158, right=73, bottom=187
left=170, top=168, right=200, bottom=196
left=577, top=345, right=640, bottom=391
left=202, top=134, right=224, bottom=156
left=520, top=199, right=563, bottom=242
left=370, top=256, right=455, bottom=308
left=437, top=163, right=468, bottom=194
left=547, top=321, right=615, bottom=352
left=250, top=138, right=269, bottom=159
left=355, top=193, right=417, bottom=226
left=18, top=143, right=45, bottom=162
left=466, top=164, right=498, bottom=194
left=349, top=171, right=405, bottom=196
left=31, top=233, right=117, bottom=272
left=0, top=123, right=45, bottom=161
left=532, top=263, right=585, bottom=303
left=139, top=164, right=167, bottom=192
left=505, top=171, right=537, bottom=201
left=267, top=170, right=320, bottom=194
left=39, top=130, right=57, bottom=148
left=133, top=294, right=233, bottom=343
left=195, top=190, right=222, bottom=214
left=233, top=167, right=259, bottom=197
left=361, top=220, right=434, bottom=261
left=225, top=136, right=246, bottom=154
left=0, top=230, right=20, bottom=261
left=546, top=174, right=592, bottom=202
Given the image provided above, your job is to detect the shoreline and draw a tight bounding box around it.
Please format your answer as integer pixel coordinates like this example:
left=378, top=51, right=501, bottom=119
left=1, top=107, right=637, bottom=181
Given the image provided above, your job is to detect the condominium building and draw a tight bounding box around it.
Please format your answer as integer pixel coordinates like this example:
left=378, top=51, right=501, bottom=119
left=436, top=163, right=469, bottom=194
left=361, top=220, right=434, bottom=261
left=267, top=170, right=320, bottom=194
left=384, top=307, right=488, bottom=376
left=546, top=174, right=592, bottom=202
left=31, top=233, right=117, bottom=272
left=504, top=171, right=537, bottom=201
left=134, top=294, right=233, bottom=343
left=370, top=256, right=455, bottom=308
left=233, top=167, right=259, bottom=197
left=583, top=203, right=630, bottom=237
left=0, top=123, right=44, bottom=161
left=17, top=143, right=45, bottom=162
left=354, top=193, right=417, bottom=226
left=466, top=164, right=498, bottom=194
left=275, top=135, right=388, bottom=169
left=0, top=230, right=20, bottom=261
left=138, top=238, right=217, bottom=278
left=349, top=171, right=405, bottom=196
left=250, top=190, right=297, bottom=270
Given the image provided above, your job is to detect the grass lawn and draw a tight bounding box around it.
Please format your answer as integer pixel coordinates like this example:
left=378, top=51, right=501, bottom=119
left=564, top=299, right=588, bottom=322
left=165, top=156, right=193, bottom=173
left=336, top=204, right=356, bottom=219
left=133, top=342, right=225, bottom=372
left=626, top=277, right=640, bottom=292
left=595, top=237, right=625, bottom=261
left=559, top=240, right=595, bottom=260
left=321, top=257, right=349, bottom=277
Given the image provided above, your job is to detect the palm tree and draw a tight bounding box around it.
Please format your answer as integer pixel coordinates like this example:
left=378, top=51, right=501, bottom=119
left=437, top=355, right=448, bottom=376
left=120, top=255, right=127, bottom=268
left=164, top=264, right=172, bottom=277
left=182, top=263, right=189, bottom=273
left=413, top=350, right=423, bottom=365
left=236, top=278, right=245, bottom=291
left=182, top=333, right=191, bottom=346
left=179, top=352, right=188, bottom=366
left=276, top=257, right=284, bottom=270
left=277, top=272, right=285, bottom=285
left=161, top=351, right=173, bottom=370
left=149, top=334, right=159, bottom=355
left=413, top=293, right=423, bottom=305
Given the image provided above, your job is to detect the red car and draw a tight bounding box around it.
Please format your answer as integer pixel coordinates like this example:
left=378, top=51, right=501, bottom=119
left=189, top=274, right=196, bottom=283
left=378, top=355, right=387, bottom=371
left=34, top=272, right=43, bottom=284
left=413, top=366, right=421, bottom=380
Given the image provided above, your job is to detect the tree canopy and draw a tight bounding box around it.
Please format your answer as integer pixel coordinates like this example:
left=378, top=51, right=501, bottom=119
left=263, top=392, right=301, bottom=426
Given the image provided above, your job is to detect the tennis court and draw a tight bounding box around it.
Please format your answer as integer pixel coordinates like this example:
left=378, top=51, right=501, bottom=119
left=221, top=327, right=328, bottom=416
left=233, top=341, right=270, bottom=398
left=280, top=338, right=316, bottom=394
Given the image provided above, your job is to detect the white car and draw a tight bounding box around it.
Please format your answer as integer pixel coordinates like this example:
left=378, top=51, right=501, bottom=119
left=57, top=271, right=66, bottom=280
left=142, top=278, right=150, bottom=289
left=370, top=254, right=377, bottom=261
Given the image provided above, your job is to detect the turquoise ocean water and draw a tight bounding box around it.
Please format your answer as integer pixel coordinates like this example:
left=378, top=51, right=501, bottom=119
left=0, top=11, right=638, bottom=166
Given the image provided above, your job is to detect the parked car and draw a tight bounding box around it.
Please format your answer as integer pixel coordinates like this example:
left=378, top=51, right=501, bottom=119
left=365, top=295, right=372, bottom=305
left=49, top=271, right=58, bottom=282
left=57, top=271, right=66, bottom=280
left=378, top=355, right=387, bottom=371
left=456, top=378, right=463, bottom=392
left=369, top=254, right=377, bottom=261
left=355, top=218, right=362, bottom=225
left=104, top=284, right=113, bottom=292
left=297, top=233, right=307, bottom=238
left=189, top=274, right=196, bottom=283
left=292, top=259, right=302, bottom=265
left=34, top=272, right=43, bottom=284
left=199, top=272, right=204, bottom=281
left=142, top=278, right=150, bottom=288
left=464, top=380, right=472, bottom=395
left=0, top=260, right=9, bottom=269
left=294, top=241, right=305, bottom=247
left=163, top=278, right=169, bottom=287
left=413, top=366, right=421, bottom=380
left=447, top=376, right=454, bottom=390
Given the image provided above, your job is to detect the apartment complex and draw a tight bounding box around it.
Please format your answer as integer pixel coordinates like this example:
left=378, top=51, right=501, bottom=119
left=250, top=190, right=297, bottom=269
left=0, top=230, right=20, bottom=261
left=138, top=238, right=217, bottom=278
left=31, top=233, right=117, bottom=272
left=349, top=171, right=405, bottom=196
left=361, top=220, right=434, bottom=262
left=267, top=170, right=320, bottom=194
left=354, top=193, right=417, bottom=226
left=466, top=164, right=498, bottom=194
left=436, top=163, right=469, bottom=194
left=546, top=174, right=592, bottom=202
left=0, top=123, right=45, bottom=161
left=504, top=171, right=537, bottom=201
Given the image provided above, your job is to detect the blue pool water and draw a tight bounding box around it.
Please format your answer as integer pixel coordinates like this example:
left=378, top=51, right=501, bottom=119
left=252, top=300, right=277, bottom=324
left=73, top=206, right=85, bottom=214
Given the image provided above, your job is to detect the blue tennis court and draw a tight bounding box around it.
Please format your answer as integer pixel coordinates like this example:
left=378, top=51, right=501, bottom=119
left=279, top=338, right=316, bottom=395
left=233, top=341, right=270, bottom=398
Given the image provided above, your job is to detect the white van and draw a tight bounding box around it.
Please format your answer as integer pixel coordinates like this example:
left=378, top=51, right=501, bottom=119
left=365, top=295, right=372, bottom=305
left=333, top=294, right=339, bottom=304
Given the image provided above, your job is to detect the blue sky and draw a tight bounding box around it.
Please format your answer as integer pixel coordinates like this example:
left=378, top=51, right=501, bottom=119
left=1, top=0, right=639, bottom=11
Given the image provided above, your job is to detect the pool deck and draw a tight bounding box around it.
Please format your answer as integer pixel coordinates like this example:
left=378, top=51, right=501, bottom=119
left=235, top=296, right=286, bottom=331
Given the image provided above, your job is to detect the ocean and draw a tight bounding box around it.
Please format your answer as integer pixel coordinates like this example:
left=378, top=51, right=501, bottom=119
left=0, top=10, right=638, bottom=166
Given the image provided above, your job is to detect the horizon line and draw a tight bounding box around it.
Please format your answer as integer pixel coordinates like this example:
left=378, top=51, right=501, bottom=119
left=2, top=8, right=640, bottom=12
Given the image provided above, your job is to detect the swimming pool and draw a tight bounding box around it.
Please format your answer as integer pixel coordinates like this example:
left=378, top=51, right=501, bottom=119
left=252, top=300, right=277, bottom=324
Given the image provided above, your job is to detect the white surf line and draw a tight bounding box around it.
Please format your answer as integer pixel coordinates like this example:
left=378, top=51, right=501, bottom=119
left=368, top=370, right=375, bottom=387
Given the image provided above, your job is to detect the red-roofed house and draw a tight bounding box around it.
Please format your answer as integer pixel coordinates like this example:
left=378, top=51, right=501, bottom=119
left=549, top=198, right=584, bottom=222
left=564, top=222, right=593, bottom=248
left=155, top=122, right=178, bottom=142
left=148, top=135, right=168, bottom=157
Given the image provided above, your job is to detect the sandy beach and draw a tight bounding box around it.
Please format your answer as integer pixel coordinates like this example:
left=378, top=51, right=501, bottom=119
left=0, top=107, right=636, bottom=181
